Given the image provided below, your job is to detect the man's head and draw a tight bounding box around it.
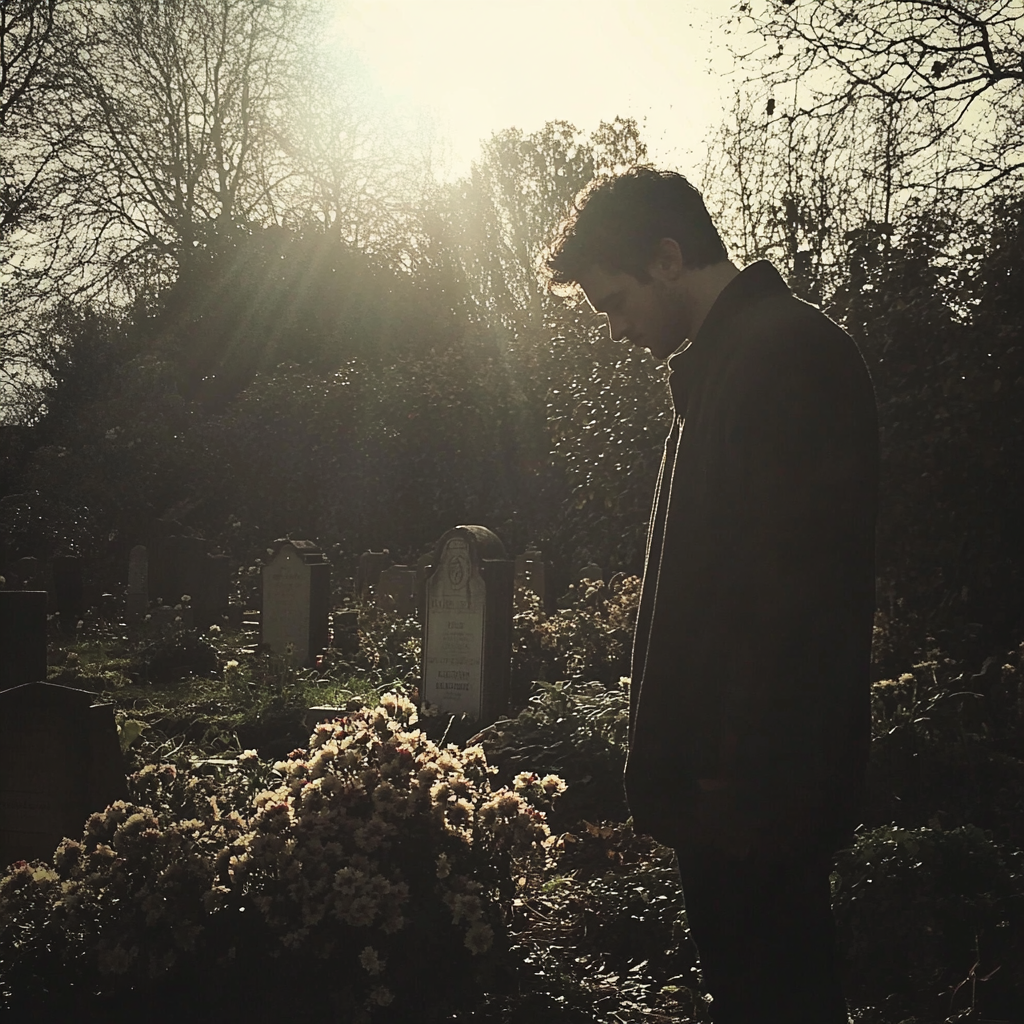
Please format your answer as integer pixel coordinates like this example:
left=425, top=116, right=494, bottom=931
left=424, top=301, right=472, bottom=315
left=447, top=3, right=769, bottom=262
left=546, top=167, right=732, bottom=360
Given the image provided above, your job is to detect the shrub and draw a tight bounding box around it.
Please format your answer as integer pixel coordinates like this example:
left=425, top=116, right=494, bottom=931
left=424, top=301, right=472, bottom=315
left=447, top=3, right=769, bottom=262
left=512, top=576, right=640, bottom=688
left=0, top=693, right=560, bottom=1022
left=867, top=644, right=1024, bottom=849
left=475, top=678, right=630, bottom=832
left=833, top=825, right=1024, bottom=1022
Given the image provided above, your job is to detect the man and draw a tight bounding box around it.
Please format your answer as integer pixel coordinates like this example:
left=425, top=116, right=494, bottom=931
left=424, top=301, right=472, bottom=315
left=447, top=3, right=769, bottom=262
left=546, top=168, right=879, bottom=1023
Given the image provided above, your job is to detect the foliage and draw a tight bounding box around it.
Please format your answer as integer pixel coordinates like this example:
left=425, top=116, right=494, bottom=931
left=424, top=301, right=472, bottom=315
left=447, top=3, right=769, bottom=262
left=513, top=576, right=640, bottom=687
left=500, top=821, right=703, bottom=1024
left=347, top=604, right=423, bottom=692
left=867, top=642, right=1024, bottom=850
left=833, top=824, right=1024, bottom=1022
left=0, top=693, right=561, bottom=1022
left=475, top=678, right=630, bottom=834
left=3, top=601, right=1023, bottom=1021
left=825, top=198, right=1021, bottom=647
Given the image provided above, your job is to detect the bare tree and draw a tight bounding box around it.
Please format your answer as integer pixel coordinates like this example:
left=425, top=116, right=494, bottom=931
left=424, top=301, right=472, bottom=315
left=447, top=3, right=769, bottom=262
left=701, top=83, right=922, bottom=303
left=18, top=0, right=322, bottom=300
left=0, top=0, right=69, bottom=238
left=1, top=0, right=59, bottom=122
left=737, top=0, right=1024, bottom=189
left=279, top=47, right=439, bottom=266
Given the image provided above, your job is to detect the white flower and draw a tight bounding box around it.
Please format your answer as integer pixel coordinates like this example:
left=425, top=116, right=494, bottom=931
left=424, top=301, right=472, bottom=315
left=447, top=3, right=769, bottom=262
left=369, top=986, right=394, bottom=1006
left=236, top=749, right=259, bottom=769
left=359, top=946, right=384, bottom=976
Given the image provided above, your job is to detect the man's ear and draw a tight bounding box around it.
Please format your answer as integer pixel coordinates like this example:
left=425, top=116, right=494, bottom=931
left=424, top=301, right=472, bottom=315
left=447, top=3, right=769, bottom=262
left=648, top=237, right=685, bottom=282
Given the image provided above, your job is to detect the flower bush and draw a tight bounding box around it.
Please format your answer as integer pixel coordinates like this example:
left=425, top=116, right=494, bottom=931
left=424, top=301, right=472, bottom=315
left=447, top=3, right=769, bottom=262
left=0, top=693, right=560, bottom=1021
left=513, top=576, right=641, bottom=687
left=476, top=678, right=630, bottom=832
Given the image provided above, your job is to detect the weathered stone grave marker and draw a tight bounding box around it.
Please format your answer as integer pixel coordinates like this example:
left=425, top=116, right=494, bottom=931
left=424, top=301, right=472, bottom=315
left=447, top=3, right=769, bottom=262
left=262, top=540, right=330, bottom=666
left=193, top=553, right=231, bottom=629
left=8, top=556, right=40, bottom=590
left=333, top=608, right=360, bottom=655
left=375, top=565, right=418, bottom=618
left=150, top=533, right=183, bottom=607
left=415, top=549, right=434, bottom=618
left=357, top=550, right=392, bottom=602
left=176, top=536, right=208, bottom=614
left=514, top=546, right=547, bottom=612
left=52, top=555, right=84, bottom=628
left=0, top=682, right=127, bottom=866
left=0, top=591, right=47, bottom=691
left=126, top=544, right=149, bottom=621
left=422, top=526, right=513, bottom=723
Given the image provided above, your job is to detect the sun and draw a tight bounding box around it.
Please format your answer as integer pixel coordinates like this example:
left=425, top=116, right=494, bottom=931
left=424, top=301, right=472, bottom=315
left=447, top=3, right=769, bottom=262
left=328, top=0, right=730, bottom=179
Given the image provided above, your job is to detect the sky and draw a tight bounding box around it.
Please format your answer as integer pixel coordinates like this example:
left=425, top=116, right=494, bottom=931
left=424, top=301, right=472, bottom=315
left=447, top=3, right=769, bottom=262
left=329, top=0, right=745, bottom=180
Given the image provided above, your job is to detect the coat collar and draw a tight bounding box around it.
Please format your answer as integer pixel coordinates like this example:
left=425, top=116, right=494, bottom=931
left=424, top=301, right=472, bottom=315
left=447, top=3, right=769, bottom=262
left=667, top=261, right=790, bottom=415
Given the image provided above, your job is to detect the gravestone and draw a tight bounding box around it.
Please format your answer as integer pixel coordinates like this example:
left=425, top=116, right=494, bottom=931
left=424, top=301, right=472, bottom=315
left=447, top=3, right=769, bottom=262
left=356, top=550, right=392, bottom=602
left=0, top=682, right=127, bottom=866
left=193, top=554, right=231, bottom=629
left=52, top=556, right=84, bottom=628
left=422, top=526, right=513, bottom=723
left=577, top=563, right=604, bottom=583
left=262, top=540, right=330, bottom=666
left=414, top=550, right=434, bottom=618
left=150, top=534, right=202, bottom=607
left=126, top=545, right=149, bottom=621
left=150, top=603, right=179, bottom=631
left=514, top=547, right=547, bottom=612
left=375, top=565, right=418, bottom=617
left=149, top=534, right=183, bottom=607
left=8, top=556, right=41, bottom=590
left=333, top=608, right=360, bottom=655
left=0, top=591, right=47, bottom=691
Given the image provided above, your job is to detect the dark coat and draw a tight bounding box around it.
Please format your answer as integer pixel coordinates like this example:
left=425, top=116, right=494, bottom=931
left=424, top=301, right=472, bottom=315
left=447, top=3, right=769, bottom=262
left=625, top=261, right=879, bottom=856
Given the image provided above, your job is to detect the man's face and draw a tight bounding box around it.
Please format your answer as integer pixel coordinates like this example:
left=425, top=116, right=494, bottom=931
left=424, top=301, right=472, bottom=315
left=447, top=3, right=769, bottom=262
left=577, top=262, right=685, bottom=362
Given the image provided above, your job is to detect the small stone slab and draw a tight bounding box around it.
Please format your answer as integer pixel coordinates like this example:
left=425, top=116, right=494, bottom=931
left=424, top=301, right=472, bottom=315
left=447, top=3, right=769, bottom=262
left=261, top=540, right=330, bottom=666
left=0, top=682, right=127, bottom=866
left=0, top=591, right=47, bottom=692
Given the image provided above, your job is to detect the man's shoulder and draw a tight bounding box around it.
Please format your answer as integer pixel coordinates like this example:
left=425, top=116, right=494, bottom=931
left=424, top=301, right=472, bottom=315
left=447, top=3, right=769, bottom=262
left=729, top=287, right=861, bottom=370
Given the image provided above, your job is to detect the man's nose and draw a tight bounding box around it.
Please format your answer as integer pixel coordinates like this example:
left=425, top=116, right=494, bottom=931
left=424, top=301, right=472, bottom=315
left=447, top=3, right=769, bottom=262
left=607, top=316, right=628, bottom=342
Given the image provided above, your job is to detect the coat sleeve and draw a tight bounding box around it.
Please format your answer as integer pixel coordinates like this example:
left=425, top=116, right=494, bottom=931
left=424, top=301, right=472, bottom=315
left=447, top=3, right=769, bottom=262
left=711, top=313, right=878, bottom=842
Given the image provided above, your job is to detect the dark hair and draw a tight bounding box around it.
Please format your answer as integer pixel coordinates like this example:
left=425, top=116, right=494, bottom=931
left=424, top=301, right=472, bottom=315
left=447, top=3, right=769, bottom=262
left=545, top=166, right=728, bottom=291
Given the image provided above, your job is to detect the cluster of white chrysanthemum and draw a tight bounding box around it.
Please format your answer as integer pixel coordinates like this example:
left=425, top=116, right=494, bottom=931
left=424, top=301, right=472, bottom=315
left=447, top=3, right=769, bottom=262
left=235, top=692, right=558, bottom=967
left=0, top=795, right=247, bottom=987
left=0, top=692, right=562, bottom=1018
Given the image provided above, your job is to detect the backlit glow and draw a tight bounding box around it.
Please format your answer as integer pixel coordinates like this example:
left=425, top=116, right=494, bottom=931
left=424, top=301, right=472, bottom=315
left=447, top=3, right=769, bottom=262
left=329, top=0, right=732, bottom=178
